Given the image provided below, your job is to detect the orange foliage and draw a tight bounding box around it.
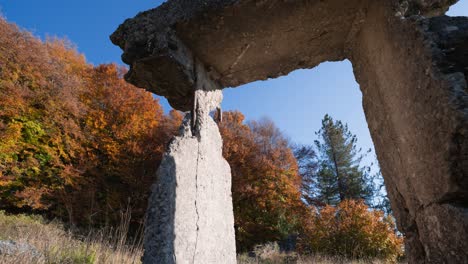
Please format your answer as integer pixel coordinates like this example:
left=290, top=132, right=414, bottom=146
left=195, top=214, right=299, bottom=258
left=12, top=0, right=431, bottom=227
left=0, top=18, right=88, bottom=211
left=0, top=19, right=178, bottom=226
left=220, top=112, right=305, bottom=251
left=298, top=200, right=404, bottom=261
left=67, top=64, right=169, bottom=225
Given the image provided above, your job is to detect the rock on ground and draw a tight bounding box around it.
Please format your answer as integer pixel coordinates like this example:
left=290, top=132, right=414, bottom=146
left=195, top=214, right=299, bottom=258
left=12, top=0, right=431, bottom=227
left=0, top=240, right=41, bottom=258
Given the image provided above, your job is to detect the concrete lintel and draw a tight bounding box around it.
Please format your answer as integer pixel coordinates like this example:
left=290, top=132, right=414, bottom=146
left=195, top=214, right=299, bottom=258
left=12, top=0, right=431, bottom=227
left=110, top=0, right=460, bottom=111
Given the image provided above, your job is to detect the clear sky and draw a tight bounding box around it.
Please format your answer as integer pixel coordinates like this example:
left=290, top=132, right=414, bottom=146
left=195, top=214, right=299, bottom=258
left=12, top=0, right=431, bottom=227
left=1, top=1, right=466, bottom=167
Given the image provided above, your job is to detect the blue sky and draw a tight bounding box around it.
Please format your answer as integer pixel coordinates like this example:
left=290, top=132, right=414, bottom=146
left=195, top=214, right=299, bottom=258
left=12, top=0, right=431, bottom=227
left=1, top=1, right=466, bottom=166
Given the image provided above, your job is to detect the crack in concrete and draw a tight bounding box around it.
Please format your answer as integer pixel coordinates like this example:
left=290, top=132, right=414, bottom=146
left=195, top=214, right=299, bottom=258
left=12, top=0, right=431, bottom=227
left=192, top=138, right=201, bottom=264
left=225, top=43, right=251, bottom=74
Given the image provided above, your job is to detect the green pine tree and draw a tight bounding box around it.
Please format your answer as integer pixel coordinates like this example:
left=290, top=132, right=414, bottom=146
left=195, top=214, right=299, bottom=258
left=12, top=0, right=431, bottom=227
left=313, top=114, right=374, bottom=206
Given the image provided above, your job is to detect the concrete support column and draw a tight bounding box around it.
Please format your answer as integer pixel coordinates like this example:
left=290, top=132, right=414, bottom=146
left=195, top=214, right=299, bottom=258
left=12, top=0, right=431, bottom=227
left=350, top=2, right=468, bottom=263
left=142, top=61, right=236, bottom=264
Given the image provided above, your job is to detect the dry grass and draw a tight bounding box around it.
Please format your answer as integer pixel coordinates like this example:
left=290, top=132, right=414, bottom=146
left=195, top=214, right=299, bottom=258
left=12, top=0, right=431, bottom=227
left=237, top=242, right=406, bottom=264
left=0, top=211, right=143, bottom=264
left=0, top=212, right=405, bottom=264
left=238, top=253, right=404, bottom=264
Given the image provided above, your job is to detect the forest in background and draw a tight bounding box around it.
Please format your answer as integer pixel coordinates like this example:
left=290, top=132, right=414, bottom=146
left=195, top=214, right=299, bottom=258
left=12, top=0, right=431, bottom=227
left=0, top=18, right=403, bottom=261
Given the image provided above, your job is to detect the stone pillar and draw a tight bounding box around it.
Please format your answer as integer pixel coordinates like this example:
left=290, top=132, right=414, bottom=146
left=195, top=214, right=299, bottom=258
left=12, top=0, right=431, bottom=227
left=142, top=64, right=236, bottom=263
left=350, top=1, right=468, bottom=263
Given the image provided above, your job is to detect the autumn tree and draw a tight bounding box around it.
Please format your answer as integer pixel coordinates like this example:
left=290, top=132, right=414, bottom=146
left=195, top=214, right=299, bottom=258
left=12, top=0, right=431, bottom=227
left=0, top=19, right=175, bottom=227
left=65, top=64, right=166, bottom=225
left=0, top=18, right=89, bottom=213
left=298, top=200, right=404, bottom=261
left=220, top=113, right=305, bottom=251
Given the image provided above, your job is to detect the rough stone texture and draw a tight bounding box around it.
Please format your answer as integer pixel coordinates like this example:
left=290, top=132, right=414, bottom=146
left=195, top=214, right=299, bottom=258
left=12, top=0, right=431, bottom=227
left=350, top=5, right=468, bottom=262
left=110, top=0, right=236, bottom=111
left=143, top=77, right=236, bottom=263
left=111, top=0, right=367, bottom=110
left=112, top=0, right=467, bottom=263
left=110, top=0, right=459, bottom=111
left=0, top=240, right=41, bottom=257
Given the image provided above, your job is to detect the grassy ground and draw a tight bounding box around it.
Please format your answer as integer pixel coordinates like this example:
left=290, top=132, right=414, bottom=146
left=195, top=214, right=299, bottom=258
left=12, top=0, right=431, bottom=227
left=0, top=211, right=402, bottom=263
left=0, top=211, right=143, bottom=264
left=238, top=254, right=401, bottom=264
left=238, top=254, right=397, bottom=264
left=237, top=242, right=402, bottom=264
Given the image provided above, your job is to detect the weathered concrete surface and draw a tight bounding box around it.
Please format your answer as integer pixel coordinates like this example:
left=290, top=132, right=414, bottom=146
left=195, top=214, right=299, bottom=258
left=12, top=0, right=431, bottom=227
left=110, top=0, right=459, bottom=110
left=112, top=0, right=467, bottom=263
left=143, top=82, right=236, bottom=262
left=111, top=0, right=366, bottom=110
left=350, top=4, right=468, bottom=262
